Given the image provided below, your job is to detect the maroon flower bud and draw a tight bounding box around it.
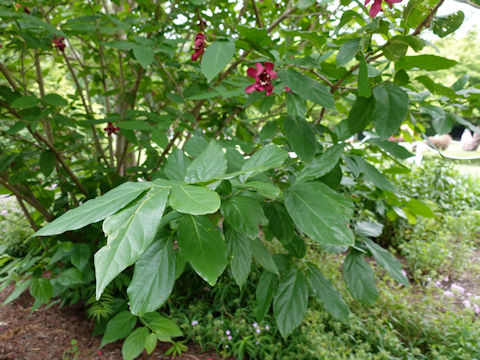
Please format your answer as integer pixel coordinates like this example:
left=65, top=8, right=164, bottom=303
left=52, top=35, right=66, bottom=52
left=191, top=33, right=206, bottom=61
left=104, top=122, right=120, bottom=136
left=24, top=6, right=30, bottom=14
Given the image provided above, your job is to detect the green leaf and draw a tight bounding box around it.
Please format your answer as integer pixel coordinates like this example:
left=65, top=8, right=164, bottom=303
left=56, top=268, right=83, bottom=286
left=221, top=195, right=268, bottom=239
left=273, top=269, right=309, bottom=338
left=395, top=55, right=457, bottom=71
left=201, top=41, right=235, bottom=82
left=95, top=186, right=170, bottom=298
left=30, top=278, right=53, bottom=304
left=239, top=144, right=288, bottom=182
left=286, top=92, right=307, bottom=118
left=11, top=95, right=39, bottom=109
left=382, top=41, right=408, bottom=61
left=177, top=215, right=227, bottom=286
left=368, top=138, right=414, bottom=159
left=358, top=55, right=371, bottom=98
left=250, top=238, right=279, bottom=275
left=3, top=280, right=31, bottom=305
left=70, top=244, right=91, bottom=271
left=278, top=69, right=335, bottom=109
left=237, top=26, right=271, bottom=47
left=347, top=95, right=375, bottom=134
left=263, top=202, right=296, bottom=244
left=307, top=264, right=350, bottom=322
left=363, top=238, right=409, bottom=286
left=355, top=221, right=383, bottom=237
left=236, top=181, right=281, bottom=199
left=169, top=184, right=220, bottom=215
left=372, top=83, right=409, bottom=138
left=343, top=250, right=378, bottom=305
left=225, top=225, right=251, bottom=288
left=133, top=46, right=154, bottom=68
left=122, top=327, right=150, bottom=360
left=127, top=237, right=175, bottom=316
left=256, top=271, right=278, bottom=322
left=296, top=0, right=315, bottom=9
left=35, top=182, right=152, bottom=236
left=101, top=311, right=137, bottom=347
left=353, top=156, right=396, bottom=192
left=144, top=333, right=157, bottom=355
left=432, top=11, right=464, bottom=38
left=284, top=116, right=317, bottom=162
left=297, top=143, right=345, bottom=182
left=39, top=150, right=56, bottom=177
left=140, top=312, right=182, bottom=341
left=285, top=182, right=354, bottom=246
left=184, top=141, right=227, bottom=183
left=42, top=94, right=68, bottom=107
left=336, top=38, right=361, bottom=67
left=164, top=149, right=191, bottom=181
left=405, top=199, right=435, bottom=218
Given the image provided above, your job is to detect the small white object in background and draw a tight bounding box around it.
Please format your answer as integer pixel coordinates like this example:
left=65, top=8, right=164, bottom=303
left=460, top=129, right=472, bottom=146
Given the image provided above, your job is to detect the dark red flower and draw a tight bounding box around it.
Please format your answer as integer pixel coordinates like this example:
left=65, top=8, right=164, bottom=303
left=284, top=86, right=291, bottom=92
left=52, top=35, right=66, bottom=52
left=192, top=33, right=205, bottom=61
left=245, top=62, right=277, bottom=96
left=365, top=0, right=402, bottom=17
left=104, top=122, right=120, bottom=136
left=24, top=6, right=30, bottom=14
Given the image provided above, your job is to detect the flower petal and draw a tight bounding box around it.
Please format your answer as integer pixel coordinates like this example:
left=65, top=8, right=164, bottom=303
left=255, top=62, right=265, bottom=76
left=269, top=71, right=277, bottom=79
left=265, top=84, right=274, bottom=96
left=245, top=83, right=257, bottom=94
left=247, top=67, right=257, bottom=78
left=264, top=62, right=275, bottom=74
left=369, top=0, right=382, bottom=17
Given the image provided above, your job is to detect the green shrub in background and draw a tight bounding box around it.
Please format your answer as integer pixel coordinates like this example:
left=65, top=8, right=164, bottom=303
left=0, top=196, right=33, bottom=257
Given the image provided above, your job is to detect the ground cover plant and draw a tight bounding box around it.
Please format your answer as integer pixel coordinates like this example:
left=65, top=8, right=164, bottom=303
left=1, top=0, right=480, bottom=358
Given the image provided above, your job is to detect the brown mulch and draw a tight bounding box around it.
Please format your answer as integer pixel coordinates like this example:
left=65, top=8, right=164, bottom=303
left=0, top=286, right=219, bottom=360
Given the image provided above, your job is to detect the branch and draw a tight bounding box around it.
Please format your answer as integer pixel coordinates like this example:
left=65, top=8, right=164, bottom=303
left=412, top=0, right=446, bottom=36
left=251, top=0, right=263, bottom=28
left=0, top=62, right=19, bottom=91
left=15, top=196, right=38, bottom=231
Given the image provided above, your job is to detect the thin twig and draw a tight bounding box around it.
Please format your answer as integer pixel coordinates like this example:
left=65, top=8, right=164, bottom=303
left=251, top=0, right=263, bottom=28
left=0, top=63, right=19, bottom=91
left=412, top=0, right=445, bottom=36
left=15, top=196, right=38, bottom=231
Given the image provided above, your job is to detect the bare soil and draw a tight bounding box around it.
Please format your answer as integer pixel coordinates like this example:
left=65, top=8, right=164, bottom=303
left=0, top=286, right=218, bottom=360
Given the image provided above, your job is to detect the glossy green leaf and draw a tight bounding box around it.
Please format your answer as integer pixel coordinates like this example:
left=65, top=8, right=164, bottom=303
left=364, top=238, right=409, bottom=286
left=164, top=149, right=191, bottom=181
left=358, top=55, right=371, bottom=98
left=256, top=271, right=278, bottom=322
left=263, top=202, right=296, bottom=244
left=35, top=182, right=152, bottom=236
left=169, top=184, right=220, bottom=215
left=133, top=46, right=154, bottom=68
left=432, top=11, right=464, bottom=38
left=144, top=333, right=157, bottom=355
left=39, top=150, right=56, bottom=177
left=56, top=268, right=83, bottom=286
left=353, top=156, right=396, bottom=192
left=250, top=238, right=278, bottom=275
left=122, top=327, right=150, bottom=360
left=284, top=116, right=317, bottom=162
left=201, top=41, right=235, bottom=82
left=177, top=215, right=227, bottom=286
left=383, top=41, right=408, bottom=61
left=307, top=264, right=350, bottom=322
left=101, top=311, right=137, bottom=348
left=336, top=38, right=361, bottom=67
left=70, top=243, right=91, bottom=271
left=221, top=195, right=268, bottom=239
left=372, top=83, right=409, bottom=138
left=286, top=91, right=307, bottom=118
left=273, top=269, right=308, bottom=338
left=343, top=250, right=378, bottom=305
left=239, top=144, right=288, bottom=182
left=140, top=312, right=182, bottom=341
left=368, top=138, right=414, bottom=159
left=127, top=237, right=175, bottom=316
left=297, top=143, right=345, bottom=182
left=95, top=186, right=170, bottom=298
left=347, top=95, right=375, bottom=134
left=225, top=225, right=251, bottom=288
left=184, top=141, right=227, bottom=183
left=395, top=55, right=457, bottom=71
left=236, top=181, right=280, bottom=199
left=278, top=69, right=335, bottom=109
left=285, top=182, right=354, bottom=246
left=11, top=95, right=39, bottom=109
left=355, top=221, right=383, bottom=237
left=30, top=278, right=53, bottom=304
left=42, top=94, right=68, bottom=107
left=405, top=199, right=435, bottom=218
